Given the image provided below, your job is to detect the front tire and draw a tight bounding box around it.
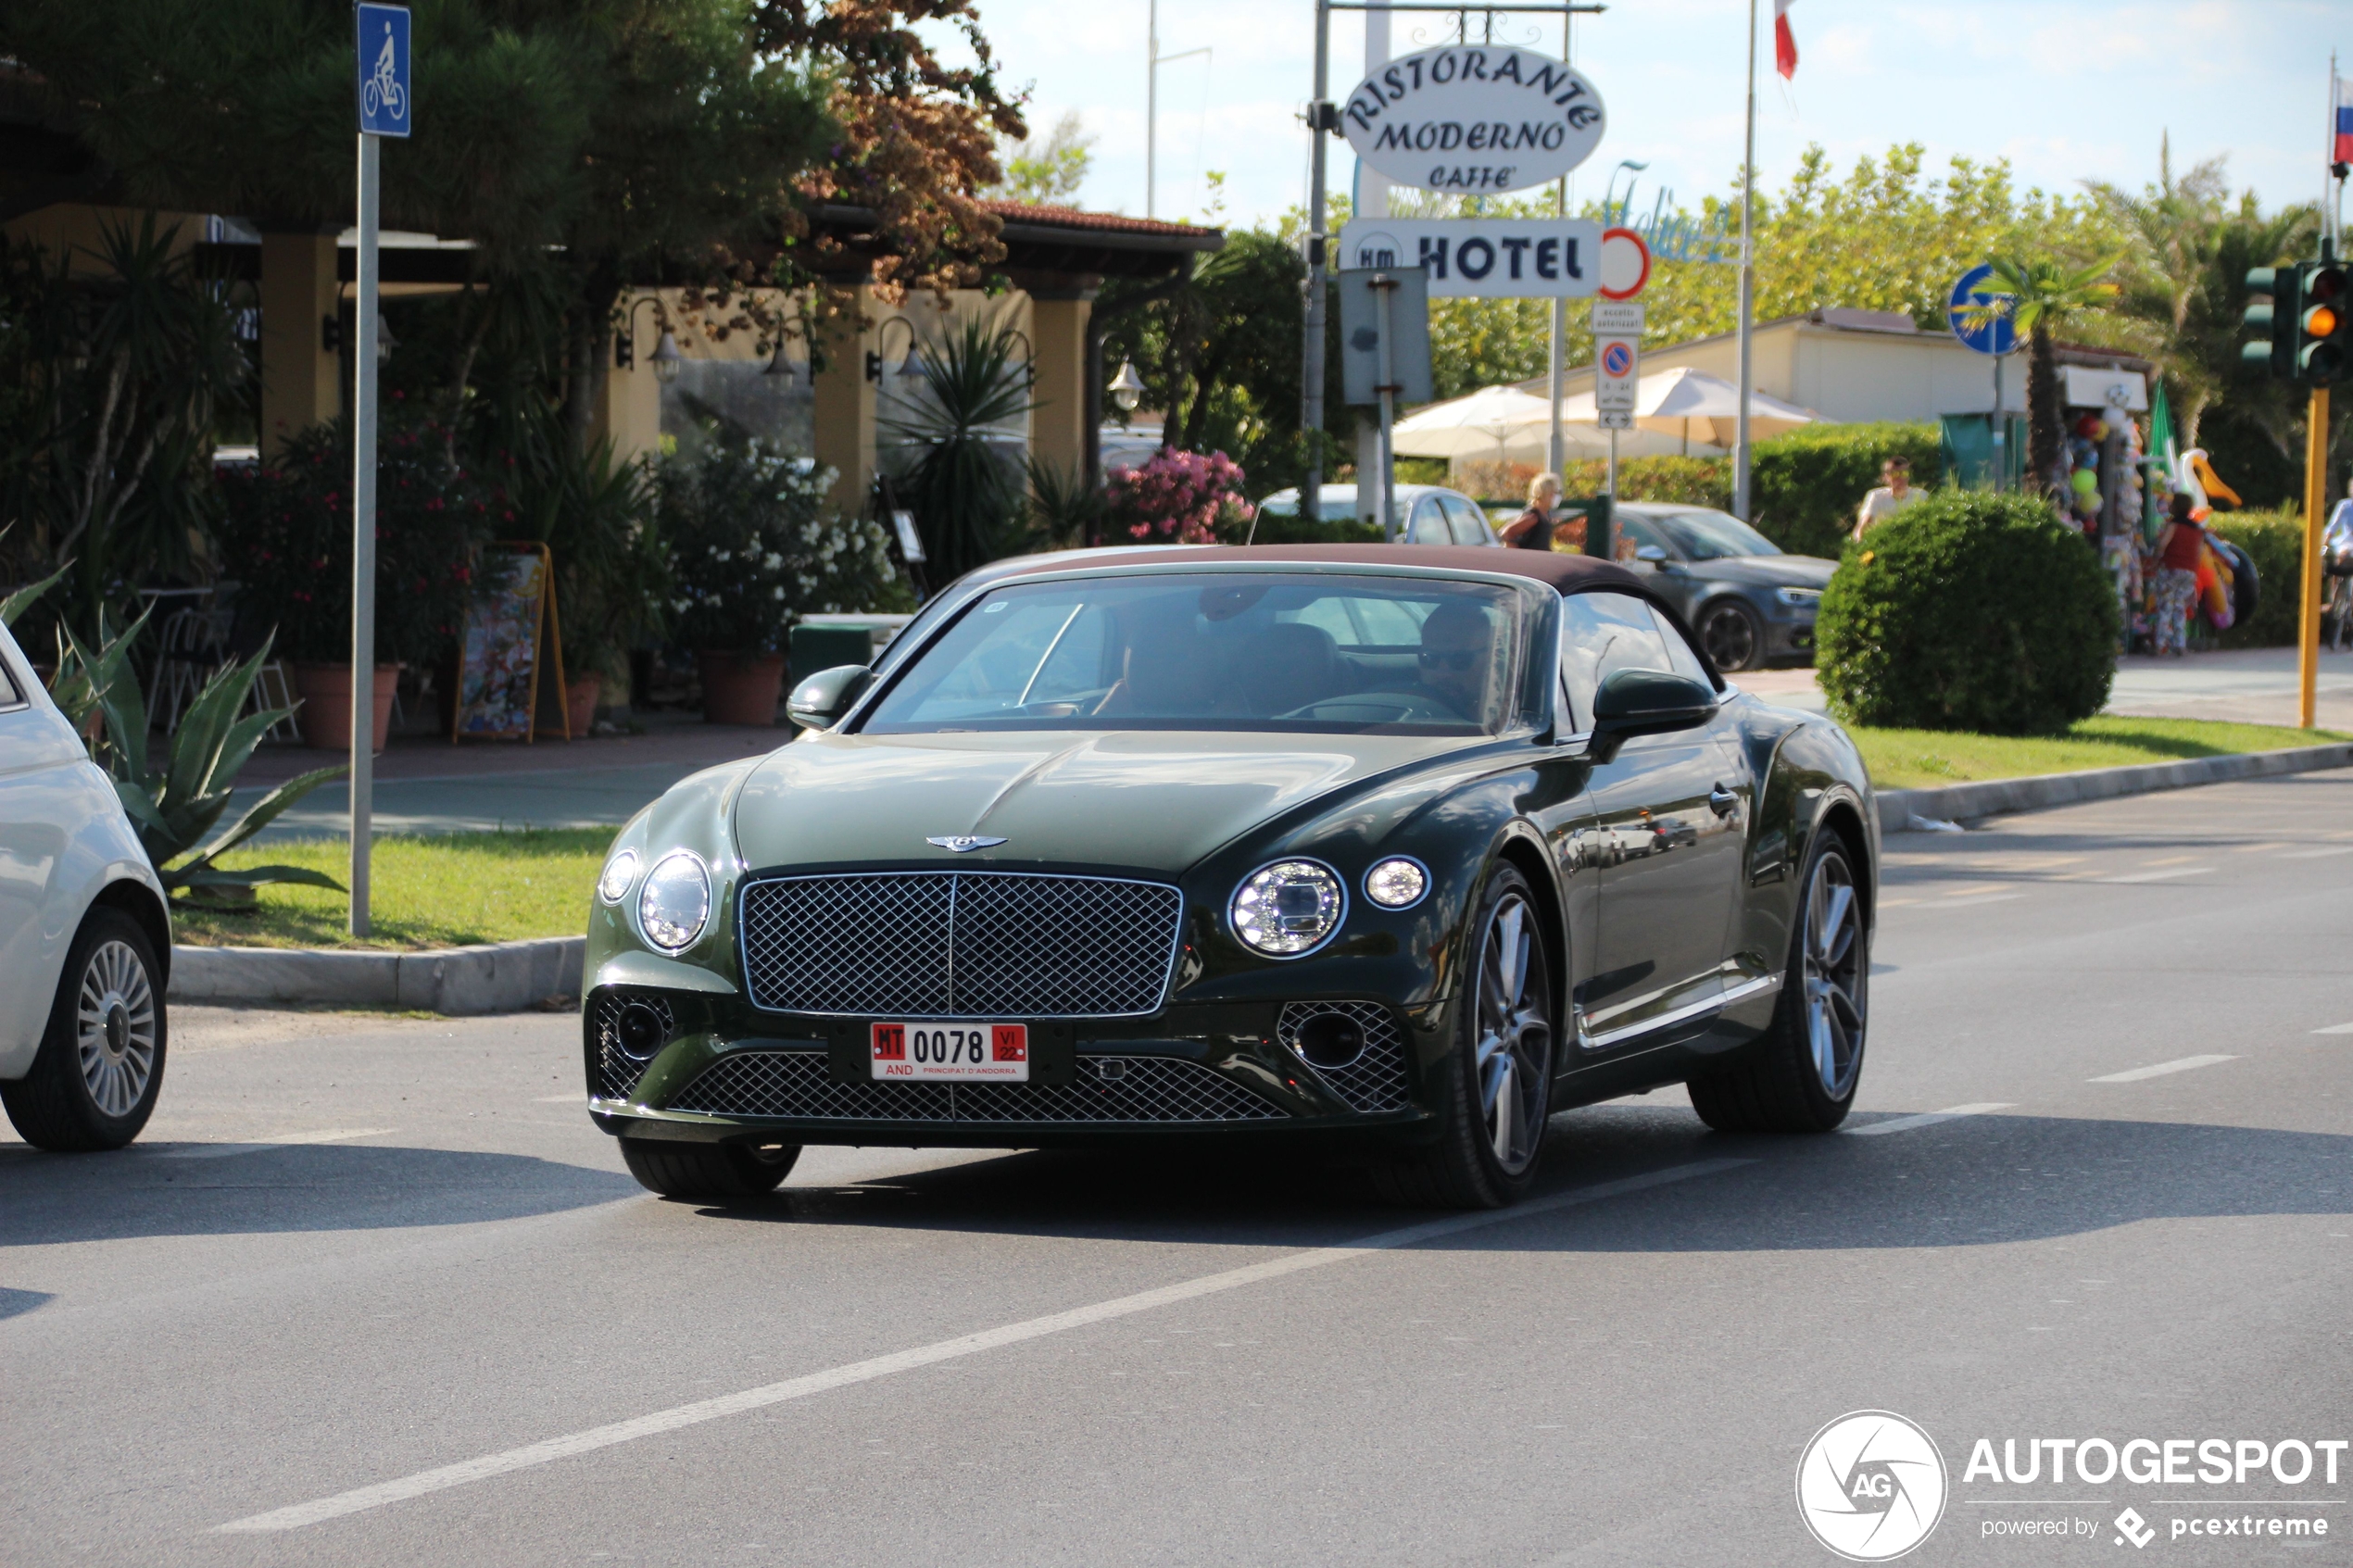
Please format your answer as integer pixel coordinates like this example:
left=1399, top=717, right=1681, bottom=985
left=1688, top=831, right=1867, bottom=1134
left=1373, top=864, right=1554, bottom=1208
left=621, top=1138, right=800, bottom=1201
left=2, top=908, right=168, bottom=1152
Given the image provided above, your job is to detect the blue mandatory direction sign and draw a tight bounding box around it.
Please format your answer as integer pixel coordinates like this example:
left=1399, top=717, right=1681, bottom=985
left=1948, top=263, right=2017, bottom=356
left=356, top=4, right=412, bottom=137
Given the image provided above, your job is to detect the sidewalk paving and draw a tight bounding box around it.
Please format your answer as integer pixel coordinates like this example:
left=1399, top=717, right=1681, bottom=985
left=1740, top=646, right=2353, bottom=731
left=233, top=713, right=788, bottom=842
left=227, top=650, right=2353, bottom=843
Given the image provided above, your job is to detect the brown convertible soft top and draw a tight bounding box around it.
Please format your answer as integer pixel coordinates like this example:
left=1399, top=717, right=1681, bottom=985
left=999, top=543, right=1649, bottom=595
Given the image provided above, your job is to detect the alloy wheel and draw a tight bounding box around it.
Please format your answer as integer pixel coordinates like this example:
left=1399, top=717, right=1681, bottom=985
left=76, top=939, right=157, bottom=1119
left=1700, top=603, right=1760, bottom=671
left=1473, top=895, right=1552, bottom=1173
left=1802, top=851, right=1865, bottom=1099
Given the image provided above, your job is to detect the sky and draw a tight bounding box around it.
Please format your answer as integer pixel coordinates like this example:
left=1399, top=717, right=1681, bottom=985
left=965, top=0, right=2351, bottom=232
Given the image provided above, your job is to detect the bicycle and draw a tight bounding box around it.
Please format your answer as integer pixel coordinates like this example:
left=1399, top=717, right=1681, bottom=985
left=361, top=33, right=405, bottom=120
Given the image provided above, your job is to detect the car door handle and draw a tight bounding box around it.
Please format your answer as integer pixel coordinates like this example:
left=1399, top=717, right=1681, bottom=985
left=1707, top=784, right=1740, bottom=817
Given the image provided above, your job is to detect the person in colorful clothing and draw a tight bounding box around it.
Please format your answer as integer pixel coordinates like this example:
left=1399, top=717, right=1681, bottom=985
left=2151, top=493, right=2205, bottom=657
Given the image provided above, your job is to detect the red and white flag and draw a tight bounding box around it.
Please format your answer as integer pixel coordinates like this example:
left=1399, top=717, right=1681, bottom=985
left=1774, top=0, right=1798, bottom=81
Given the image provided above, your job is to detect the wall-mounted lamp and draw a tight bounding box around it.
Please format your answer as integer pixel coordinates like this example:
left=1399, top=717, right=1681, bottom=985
left=865, top=317, right=925, bottom=383
left=321, top=314, right=342, bottom=354
left=615, top=295, right=684, bottom=383
left=1109, top=358, right=1146, bottom=415
left=375, top=311, right=396, bottom=366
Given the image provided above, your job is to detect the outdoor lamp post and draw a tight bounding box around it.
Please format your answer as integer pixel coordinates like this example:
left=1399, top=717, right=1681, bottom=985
left=1110, top=358, right=1146, bottom=417
left=866, top=317, right=925, bottom=383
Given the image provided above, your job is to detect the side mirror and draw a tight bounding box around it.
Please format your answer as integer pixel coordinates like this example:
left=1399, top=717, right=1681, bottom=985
left=786, top=664, right=874, bottom=731
left=1588, top=667, right=1717, bottom=763
left=1634, top=544, right=1669, bottom=565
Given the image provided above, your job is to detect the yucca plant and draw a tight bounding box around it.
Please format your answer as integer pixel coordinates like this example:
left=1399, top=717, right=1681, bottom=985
left=882, top=312, right=1037, bottom=579
left=56, top=615, right=347, bottom=909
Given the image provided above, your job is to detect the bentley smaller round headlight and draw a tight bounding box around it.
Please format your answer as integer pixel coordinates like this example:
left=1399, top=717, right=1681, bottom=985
left=637, top=852, right=711, bottom=951
left=597, top=847, right=640, bottom=906
left=1364, top=857, right=1429, bottom=909
left=1231, top=859, right=1345, bottom=956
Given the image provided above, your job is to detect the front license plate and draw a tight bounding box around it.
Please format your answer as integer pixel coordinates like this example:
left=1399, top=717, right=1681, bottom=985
left=871, top=1022, right=1030, bottom=1081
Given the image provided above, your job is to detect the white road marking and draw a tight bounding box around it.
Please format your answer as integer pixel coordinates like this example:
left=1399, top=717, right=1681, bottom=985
left=1938, top=893, right=2022, bottom=908
left=2277, top=846, right=2353, bottom=859
left=2312, top=1022, right=2353, bottom=1035
left=535, top=1093, right=585, bottom=1103
left=216, top=1157, right=1755, bottom=1533
left=2090, top=1055, right=2237, bottom=1083
left=2108, top=865, right=2215, bottom=884
left=1844, top=1103, right=2013, bottom=1137
left=156, top=1129, right=395, bottom=1160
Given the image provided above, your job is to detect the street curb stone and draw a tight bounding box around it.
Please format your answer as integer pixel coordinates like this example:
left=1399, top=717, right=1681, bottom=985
left=168, top=935, right=585, bottom=1016
left=1877, top=742, right=2353, bottom=834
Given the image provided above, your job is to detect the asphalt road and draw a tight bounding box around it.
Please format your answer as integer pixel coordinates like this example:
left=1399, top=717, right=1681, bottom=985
left=5, top=774, right=2350, bottom=1567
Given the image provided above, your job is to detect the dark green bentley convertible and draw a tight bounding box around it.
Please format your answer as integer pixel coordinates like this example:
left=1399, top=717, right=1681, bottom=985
left=585, top=546, right=1876, bottom=1208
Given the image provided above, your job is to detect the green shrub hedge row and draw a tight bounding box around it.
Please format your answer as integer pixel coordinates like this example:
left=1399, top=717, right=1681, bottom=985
left=2204, top=508, right=2302, bottom=649
left=1750, top=422, right=1946, bottom=560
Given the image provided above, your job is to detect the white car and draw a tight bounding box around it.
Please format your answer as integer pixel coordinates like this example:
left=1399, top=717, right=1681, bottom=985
left=0, top=620, right=171, bottom=1150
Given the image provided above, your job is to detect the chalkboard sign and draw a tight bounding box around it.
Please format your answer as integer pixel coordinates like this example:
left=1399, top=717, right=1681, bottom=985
left=451, top=544, right=570, bottom=742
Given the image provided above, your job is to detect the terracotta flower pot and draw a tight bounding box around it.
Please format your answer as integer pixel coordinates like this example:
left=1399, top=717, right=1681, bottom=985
left=697, top=650, right=785, bottom=728
left=564, top=674, right=602, bottom=738
left=293, top=662, right=401, bottom=752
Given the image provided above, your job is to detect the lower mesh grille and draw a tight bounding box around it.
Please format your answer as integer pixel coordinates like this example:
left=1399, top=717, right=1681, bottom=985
left=667, top=1050, right=1287, bottom=1123
left=590, top=992, right=675, bottom=1103
left=1278, top=1001, right=1415, bottom=1113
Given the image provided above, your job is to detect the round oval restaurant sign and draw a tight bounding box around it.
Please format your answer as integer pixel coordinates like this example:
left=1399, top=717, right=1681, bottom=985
left=1341, top=45, right=1605, bottom=194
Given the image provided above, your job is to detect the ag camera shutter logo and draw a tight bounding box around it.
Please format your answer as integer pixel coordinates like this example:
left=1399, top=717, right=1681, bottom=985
left=1796, top=1411, right=1948, bottom=1561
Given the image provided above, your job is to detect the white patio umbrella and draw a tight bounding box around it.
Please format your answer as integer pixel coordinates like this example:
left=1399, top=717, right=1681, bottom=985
left=1390, top=383, right=1603, bottom=462
left=1553, top=365, right=1818, bottom=453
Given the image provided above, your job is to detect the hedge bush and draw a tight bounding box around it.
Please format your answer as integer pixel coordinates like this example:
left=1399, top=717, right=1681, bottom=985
left=1751, top=421, right=1944, bottom=560
left=2205, top=508, right=2302, bottom=648
left=1816, top=490, right=2118, bottom=735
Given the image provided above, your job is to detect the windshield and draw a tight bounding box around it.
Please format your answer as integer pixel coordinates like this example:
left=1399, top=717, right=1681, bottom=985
left=1644, top=509, right=1782, bottom=560
left=860, top=572, right=1529, bottom=735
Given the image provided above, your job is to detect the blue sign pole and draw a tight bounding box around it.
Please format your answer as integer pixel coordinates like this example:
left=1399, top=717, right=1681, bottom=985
left=1949, top=264, right=2019, bottom=492
left=349, top=5, right=409, bottom=937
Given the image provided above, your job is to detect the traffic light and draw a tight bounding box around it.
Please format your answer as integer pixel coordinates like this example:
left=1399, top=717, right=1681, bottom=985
left=2244, top=266, right=2296, bottom=379
left=2298, top=260, right=2347, bottom=383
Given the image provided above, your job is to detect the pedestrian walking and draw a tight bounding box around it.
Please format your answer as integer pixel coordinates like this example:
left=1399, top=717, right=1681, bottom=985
left=1852, top=458, right=1919, bottom=541
left=1502, top=473, right=1561, bottom=550
left=2152, top=492, right=2204, bottom=657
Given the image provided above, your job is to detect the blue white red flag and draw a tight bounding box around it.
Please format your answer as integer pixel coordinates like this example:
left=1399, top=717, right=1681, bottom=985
left=2336, top=70, right=2353, bottom=165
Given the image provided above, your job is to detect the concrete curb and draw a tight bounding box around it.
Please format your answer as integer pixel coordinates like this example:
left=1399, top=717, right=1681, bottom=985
left=1878, top=742, right=2353, bottom=834
left=169, top=935, right=585, bottom=1016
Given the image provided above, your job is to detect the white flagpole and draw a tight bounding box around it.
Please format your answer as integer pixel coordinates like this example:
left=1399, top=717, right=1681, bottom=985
left=1733, top=0, right=1758, bottom=521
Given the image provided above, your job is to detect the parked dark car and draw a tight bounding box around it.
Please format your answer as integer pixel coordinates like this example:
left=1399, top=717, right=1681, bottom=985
left=583, top=546, right=1877, bottom=1210
left=1611, top=504, right=1836, bottom=671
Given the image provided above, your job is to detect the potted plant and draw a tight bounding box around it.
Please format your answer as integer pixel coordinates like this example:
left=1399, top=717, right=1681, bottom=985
left=653, top=422, right=903, bottom=726
left=216, top=407, right=492, bottom=749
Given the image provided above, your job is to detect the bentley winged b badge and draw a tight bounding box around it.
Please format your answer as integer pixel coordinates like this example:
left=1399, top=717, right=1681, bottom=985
left=926, top=835, right=1008, bottom=853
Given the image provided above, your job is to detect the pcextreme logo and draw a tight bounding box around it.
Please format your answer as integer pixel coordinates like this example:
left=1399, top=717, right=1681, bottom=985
left=1796, top=1411, right=1950, bottom=1562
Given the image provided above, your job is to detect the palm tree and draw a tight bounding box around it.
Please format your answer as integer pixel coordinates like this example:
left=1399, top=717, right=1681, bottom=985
left=1961, top=253, right=2124, bottom=494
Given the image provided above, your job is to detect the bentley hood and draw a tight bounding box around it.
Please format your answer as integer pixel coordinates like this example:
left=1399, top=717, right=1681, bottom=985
left=732, top=730, right=1469, bottom=876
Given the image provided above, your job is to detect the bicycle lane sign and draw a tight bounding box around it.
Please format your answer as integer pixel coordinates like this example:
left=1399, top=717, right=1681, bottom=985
left=357, top=4, right=412, bottom=138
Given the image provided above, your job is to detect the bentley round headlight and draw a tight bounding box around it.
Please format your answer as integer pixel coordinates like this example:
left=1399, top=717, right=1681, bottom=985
left=1363, top=856, right=1429, bottom=909
left=1230, top=859, right=1345, bottom=957
left=637, top=852, right=711, bottom=951
left=597, top=847, right=640, bottom=906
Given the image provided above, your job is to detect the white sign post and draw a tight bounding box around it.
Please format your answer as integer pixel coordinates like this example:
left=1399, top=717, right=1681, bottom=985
left=1340, top=44, right=1606, bottom=195
left=1592, top=298, right=1642, bottom=499
left=1340, top=218, right=1602, bottom=298
left=351, top=5, right=409, bottom=937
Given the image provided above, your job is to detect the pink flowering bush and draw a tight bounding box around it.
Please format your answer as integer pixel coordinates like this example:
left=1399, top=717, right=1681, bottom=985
left=1105, top=448, right=1254, bottom=544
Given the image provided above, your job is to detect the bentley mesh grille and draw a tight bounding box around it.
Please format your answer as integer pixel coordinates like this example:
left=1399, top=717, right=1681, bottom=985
left=666, top=1049, right=1286, bottom=1123
left=738, top=872, right=1183, bottom=1018
left=1278, top=1001, right=1415, bottom=1113
left=590, top=991, right=676, bottom=1103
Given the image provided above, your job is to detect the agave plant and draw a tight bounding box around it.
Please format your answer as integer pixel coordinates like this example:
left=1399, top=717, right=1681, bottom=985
left=56, top=617, right=347, bottom=909
left=882, top=312, right=1037, bottom=579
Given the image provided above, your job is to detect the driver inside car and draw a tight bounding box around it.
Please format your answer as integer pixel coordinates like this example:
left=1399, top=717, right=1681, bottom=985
left=1413, top=599, right=1498, bottom=721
